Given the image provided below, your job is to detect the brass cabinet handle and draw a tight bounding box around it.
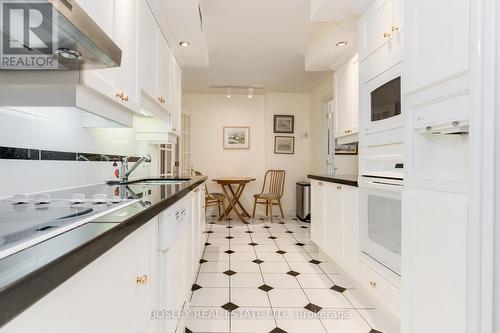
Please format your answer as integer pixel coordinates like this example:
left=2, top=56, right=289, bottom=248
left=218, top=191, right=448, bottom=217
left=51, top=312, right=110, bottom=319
left=336, top=186, right=342, bottom=190
left=122, top=94, right=129, bottom=102
left=383, top=32, right=391, bottom=38
left=158, top=96, right=166, bottom=103
left=318, top=182, right=324, bottom=187
left=391, top=26, right=399, bottom=32
left=136, top=274, right=148, bottom=285
left=116, top=91, right=124, bottom=99
left=369, top=281, right=377, bottom=288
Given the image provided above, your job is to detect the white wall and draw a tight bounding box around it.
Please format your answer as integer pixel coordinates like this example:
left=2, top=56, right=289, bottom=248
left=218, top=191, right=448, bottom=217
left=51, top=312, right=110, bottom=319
left=0, top=107, right=154, bottom=197
left=184, top=93, right=311, bottom=215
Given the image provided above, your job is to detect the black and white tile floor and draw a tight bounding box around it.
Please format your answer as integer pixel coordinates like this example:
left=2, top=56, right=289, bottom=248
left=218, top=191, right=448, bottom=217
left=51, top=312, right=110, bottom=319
left=185, top=215, right=389, bottom=333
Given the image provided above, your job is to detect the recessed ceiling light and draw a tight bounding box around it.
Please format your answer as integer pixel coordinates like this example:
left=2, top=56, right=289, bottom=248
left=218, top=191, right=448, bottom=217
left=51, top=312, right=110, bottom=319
left=179, top=41, right=191, bottom=48
left=336, top=41, right=348, bottom=47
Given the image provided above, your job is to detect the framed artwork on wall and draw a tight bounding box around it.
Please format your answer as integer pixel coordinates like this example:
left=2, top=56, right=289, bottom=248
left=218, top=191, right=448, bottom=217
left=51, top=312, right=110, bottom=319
left=274, top=136, right=295, bottom=154
left=335, top=143, right=358, bottom=155
left=273, top=115, right=294, bottom=133
left=223, top=126, right=250, bottom=149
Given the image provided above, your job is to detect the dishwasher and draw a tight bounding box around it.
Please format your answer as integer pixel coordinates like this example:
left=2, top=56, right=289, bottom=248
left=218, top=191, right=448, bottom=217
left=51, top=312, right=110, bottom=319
left=157, top=203, right=191, bottom=333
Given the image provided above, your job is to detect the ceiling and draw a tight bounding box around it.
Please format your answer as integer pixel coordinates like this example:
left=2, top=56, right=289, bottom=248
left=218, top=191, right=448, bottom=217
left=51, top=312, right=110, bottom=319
left=182, top=0, right=352, bottom=94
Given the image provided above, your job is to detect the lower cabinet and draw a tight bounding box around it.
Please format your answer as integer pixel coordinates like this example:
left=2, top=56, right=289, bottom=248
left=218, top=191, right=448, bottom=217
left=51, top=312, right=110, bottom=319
left=310, top=180, right=359, bottom=279
left=401, top=189, right=468, bottom=333
left=2, top=220, right=158, bottom=333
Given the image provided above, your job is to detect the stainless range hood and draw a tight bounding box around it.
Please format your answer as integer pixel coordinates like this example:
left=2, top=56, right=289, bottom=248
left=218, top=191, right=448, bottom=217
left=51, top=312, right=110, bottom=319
left=1, top=0, right=121, bottom=69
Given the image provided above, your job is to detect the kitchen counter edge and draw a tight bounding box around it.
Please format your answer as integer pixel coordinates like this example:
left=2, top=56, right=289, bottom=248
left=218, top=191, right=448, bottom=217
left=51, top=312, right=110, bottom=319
left=0, top=176, right=207, bottom=328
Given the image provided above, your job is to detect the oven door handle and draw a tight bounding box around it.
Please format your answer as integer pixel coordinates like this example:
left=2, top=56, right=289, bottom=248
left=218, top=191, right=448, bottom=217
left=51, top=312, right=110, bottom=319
left=360, top=179, right=404, bottom=192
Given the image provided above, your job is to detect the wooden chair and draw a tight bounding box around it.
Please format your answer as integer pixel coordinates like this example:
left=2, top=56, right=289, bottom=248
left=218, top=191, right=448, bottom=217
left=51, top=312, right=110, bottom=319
left=194, top=171, right=226, bottom=220
left=252, top=170, right=286, bottom=223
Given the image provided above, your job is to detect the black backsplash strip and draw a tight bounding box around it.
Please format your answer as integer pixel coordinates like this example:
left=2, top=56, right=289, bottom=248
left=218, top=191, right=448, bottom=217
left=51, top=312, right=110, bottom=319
left=0, top=146, right=149, bottom=163
left=41, top=150, right=77, bottom=161
left=0, top=147, right=39, bottom=160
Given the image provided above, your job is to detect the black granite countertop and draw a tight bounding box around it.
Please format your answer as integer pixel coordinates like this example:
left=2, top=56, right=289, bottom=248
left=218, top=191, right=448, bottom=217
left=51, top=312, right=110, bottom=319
left=307, top=174, right=358, bottom=187
left=0, top=176, right=207, bottom=328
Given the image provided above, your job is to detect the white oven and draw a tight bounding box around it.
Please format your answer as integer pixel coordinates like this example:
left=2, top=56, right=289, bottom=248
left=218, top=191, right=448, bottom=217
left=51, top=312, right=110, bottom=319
left=359, top=167, right=403, bottom=275
left=362, top=62, right=403, bottom=137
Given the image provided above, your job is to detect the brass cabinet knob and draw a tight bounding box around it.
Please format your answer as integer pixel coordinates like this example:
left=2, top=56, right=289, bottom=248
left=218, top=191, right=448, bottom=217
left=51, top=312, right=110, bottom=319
left=136, top=274, right=148, bottom=285
left=123, top=94, right=129, bottom=102
left=391, top=26, right=399, bottom=32
left=369, top=281, right=377, bottom=288
left=336, top=186, right=342, bottom=190
left=318, top=182, right=324, bottom=187
left=383, top=32, right=391, bottom=38
left=158, top=96, right=166, bottom=103
left=116, top=91, right=124, bottom=99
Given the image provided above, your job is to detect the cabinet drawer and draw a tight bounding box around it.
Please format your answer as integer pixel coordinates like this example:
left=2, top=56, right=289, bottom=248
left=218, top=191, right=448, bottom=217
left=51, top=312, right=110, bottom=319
left=360, top=260, right=400, bottom=309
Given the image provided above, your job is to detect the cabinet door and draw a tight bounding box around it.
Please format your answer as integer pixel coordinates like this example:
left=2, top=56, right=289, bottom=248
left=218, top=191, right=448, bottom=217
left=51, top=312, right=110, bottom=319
left=350, top=56, right=360, bottom=135
left=405, top=0, right=469, bottom=94
left=333, top=63, right=352, bottom=138
left=2, top=221, right=157, bottom=333
left=402, top=189, right=467, bottom=333
left=170, top=59, right=182, bottom=133
left=359, top=0, right=392, bottom=61
left=323, top=183, right=344, bottom=263
left=342, top=186, right=359, bottom=278
left=139, top=1, right=159, bottom=101
left=158, top=36, right=172, bottom=111
left=77, top=0, right=116, bottom=98
left=310, top=180, right=325, bottom=248
left=114, top=0, right=139, bottom=112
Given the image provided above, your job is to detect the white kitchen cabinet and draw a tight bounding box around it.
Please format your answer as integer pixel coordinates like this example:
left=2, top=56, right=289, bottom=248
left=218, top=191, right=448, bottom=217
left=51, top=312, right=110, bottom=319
left=323, top=182, right=344, bottom=264
left=2, top=220, right=158, bottom=333
left=333, top=54, right=359, bottom=141
left=405, top=0, right=469, bottom=94
left=310, top=180, right=326, bottom=249
left=158, top=36, right=173, bottom=111
left=359, top=0, right=403, bottom=62
left=402, top=189, right=468, bottom=333
left=139, top=1, right=159, bottom=103
left=78, top=0, right=139, bottom=112
left=311, top=180, right=360, bottom=279
left=170, top=59, right=182, bottom=133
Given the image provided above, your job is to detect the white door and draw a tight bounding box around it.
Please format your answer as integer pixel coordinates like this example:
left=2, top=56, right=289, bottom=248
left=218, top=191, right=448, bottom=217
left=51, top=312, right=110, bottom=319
left=310, top=180, right=325, bottom=248
left=405, top=0, right=470, bottom=94
left=77, top=0, right=116, bottom=98
left=159, top=144, right=175, bottom=178
left=350, top=55, right=360, bottom=134
left=157, top=36, right=172, bottom=111
left=359, top=0, right=392, bottom=61
left=139, top=1, right=159, bottom=101
left=402, top=189, right=467, bottom=333
left=333, top=62, right=352, bottom=138
left=114, top=0, right=139, bottom=111
left=323, top=182, right=344, bottom=263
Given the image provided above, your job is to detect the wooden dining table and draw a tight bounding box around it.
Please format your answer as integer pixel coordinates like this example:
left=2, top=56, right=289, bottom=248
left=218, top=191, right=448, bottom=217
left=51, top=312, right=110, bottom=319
left=212, top=177, right=256, bottom=222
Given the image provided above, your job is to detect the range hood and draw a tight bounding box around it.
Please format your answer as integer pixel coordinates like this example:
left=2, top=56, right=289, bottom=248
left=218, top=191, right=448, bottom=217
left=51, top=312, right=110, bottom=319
left=0, top=0, right=121, bottom=69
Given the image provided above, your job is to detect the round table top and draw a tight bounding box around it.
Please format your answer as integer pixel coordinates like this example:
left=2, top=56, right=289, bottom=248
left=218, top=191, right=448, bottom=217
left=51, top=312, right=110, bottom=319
left=212, top=177, right=256, bottom=184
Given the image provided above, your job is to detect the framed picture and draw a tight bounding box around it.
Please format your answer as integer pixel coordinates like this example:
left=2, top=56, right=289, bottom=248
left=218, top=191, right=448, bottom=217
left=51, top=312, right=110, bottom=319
left=335, top=143, right=358, bottom=155
left=273, top=115, right=294, bottom=133
left=223, top=126, right=250, bottom=149
left=274, top=136, right=295, bottom=154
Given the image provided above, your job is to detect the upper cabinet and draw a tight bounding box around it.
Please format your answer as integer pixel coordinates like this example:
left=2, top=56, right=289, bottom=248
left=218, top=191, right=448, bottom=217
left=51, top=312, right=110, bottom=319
left=333, top=54, right=359, bottom=142
left=78, top=0, right=140, bottom=112
left=359, top=0, right=404, bottom=62
left=138, top=0, right=182, bottom=129
left=405, top=0, right=469, bottom=94
left=75, top=0, right=183, bottom=129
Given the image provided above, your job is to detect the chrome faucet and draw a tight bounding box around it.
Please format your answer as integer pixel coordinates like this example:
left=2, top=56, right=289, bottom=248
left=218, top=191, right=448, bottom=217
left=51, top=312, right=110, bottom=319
left=121, top=154, right=151, bottom=183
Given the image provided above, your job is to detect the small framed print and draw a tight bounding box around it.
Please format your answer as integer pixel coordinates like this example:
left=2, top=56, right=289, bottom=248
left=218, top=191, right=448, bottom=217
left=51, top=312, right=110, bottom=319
left=223, top=126, right=250, bottom=149
left=274, top=136, right=295, bottom=154
left=273, top=115, right=294, bottom=133
left=335, top=143, right=358, bottom=155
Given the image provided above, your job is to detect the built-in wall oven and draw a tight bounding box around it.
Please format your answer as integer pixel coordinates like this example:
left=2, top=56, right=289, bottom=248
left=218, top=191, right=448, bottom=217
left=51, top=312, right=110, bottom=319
left=359, top=161, right=403, bottom=275
left=362, top=62, right=403, bottom=137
